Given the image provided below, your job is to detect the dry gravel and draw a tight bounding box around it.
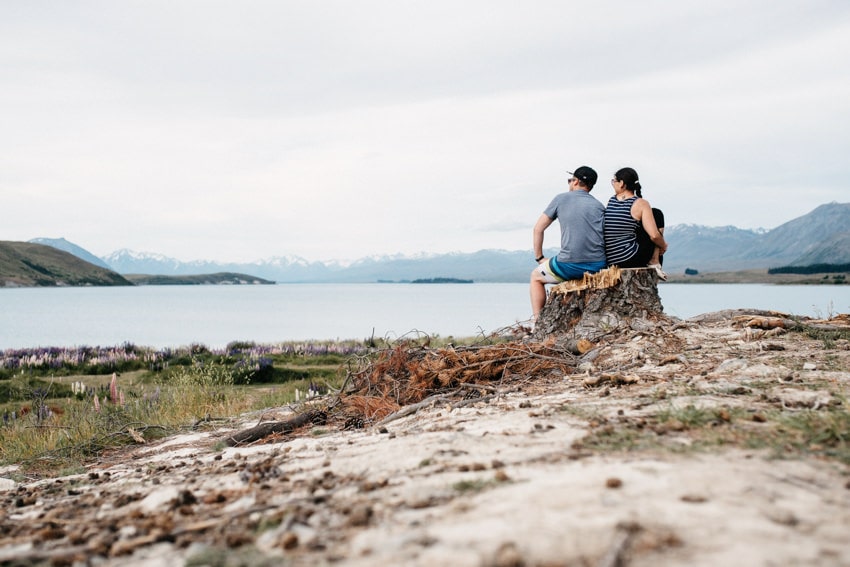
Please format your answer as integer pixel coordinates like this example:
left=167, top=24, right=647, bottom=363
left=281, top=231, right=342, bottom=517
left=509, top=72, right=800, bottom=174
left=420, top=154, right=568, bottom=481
left=2, top=310, right=849, bottom=566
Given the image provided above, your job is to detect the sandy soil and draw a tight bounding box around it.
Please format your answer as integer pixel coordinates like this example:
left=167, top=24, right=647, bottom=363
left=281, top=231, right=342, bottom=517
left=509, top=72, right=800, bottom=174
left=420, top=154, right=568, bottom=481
left=2, top=311, right=850, bottom=566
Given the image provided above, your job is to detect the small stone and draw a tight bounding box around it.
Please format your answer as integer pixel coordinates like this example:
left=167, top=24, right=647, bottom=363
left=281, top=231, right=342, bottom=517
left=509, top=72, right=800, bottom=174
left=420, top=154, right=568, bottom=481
left=225, top=532, right=253, bottom=548
left=202, top=491, right=228, bottom=504
left=605, top=477, right=623, bottom=489
left=770, top=388, right=834, bottom=409
left=35, top=526, right=65, bottom=542
left=494, top=470, right=510, bottom=483
left=803, top=362, right=817, bottom=371
left=407, top=495, right=437, bottom=509
left=280, top=531, right=299, bottom=550
left=714, top=358, right=748, bottom=374
left=87, top=533, right=114, bottom=556
left=493, top=542, right=525, bottom=567
left=347, top=504, right=373, bottom=527
left=764, top=507, right=798, bottom=527
left=174, top=489, right=197, bottom=507
left=681, top=494, right=707, bottom=503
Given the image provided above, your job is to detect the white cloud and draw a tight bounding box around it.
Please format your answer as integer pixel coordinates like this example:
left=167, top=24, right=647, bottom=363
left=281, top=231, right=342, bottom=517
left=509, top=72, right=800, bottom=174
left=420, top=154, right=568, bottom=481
left=2, top=1, right=850, bottom=262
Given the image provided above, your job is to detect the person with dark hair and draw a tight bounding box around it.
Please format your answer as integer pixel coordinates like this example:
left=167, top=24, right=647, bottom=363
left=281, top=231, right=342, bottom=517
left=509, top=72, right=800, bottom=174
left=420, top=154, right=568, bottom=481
left=530, top=165, right=607, bottom=319
left=603, top=167, right=668, bottom=279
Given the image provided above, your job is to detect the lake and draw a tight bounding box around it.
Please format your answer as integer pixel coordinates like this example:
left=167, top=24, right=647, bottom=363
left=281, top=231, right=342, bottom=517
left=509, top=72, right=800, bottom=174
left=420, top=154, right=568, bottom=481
left=1, top=283, right=849, bottom=349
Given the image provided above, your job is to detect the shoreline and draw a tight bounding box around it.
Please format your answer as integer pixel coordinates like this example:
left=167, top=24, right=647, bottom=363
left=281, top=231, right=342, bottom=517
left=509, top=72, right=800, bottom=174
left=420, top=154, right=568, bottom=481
left=665, top=269, right=849, bottom=285
left=3, top=275, right=849, bottom=288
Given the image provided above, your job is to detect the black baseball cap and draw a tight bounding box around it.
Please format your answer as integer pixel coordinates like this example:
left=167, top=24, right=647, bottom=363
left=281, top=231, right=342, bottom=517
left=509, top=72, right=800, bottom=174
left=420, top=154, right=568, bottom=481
left=567, top=166, right=598, bottom=188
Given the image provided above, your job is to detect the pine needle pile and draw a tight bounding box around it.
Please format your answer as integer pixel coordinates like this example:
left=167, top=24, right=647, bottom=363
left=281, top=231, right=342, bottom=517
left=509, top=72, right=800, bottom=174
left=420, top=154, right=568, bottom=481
left=339, top=339, right=576, bottom=425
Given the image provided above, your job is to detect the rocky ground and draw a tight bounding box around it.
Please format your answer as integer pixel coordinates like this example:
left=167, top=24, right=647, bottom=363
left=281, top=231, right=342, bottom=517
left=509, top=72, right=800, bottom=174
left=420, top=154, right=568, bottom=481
left=1, top=310, right=850, bottom=566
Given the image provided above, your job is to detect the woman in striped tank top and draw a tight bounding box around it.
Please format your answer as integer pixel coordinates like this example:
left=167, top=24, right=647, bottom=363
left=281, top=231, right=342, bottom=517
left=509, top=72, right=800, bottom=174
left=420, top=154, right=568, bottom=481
left=603, top=167, right=668, bottom=280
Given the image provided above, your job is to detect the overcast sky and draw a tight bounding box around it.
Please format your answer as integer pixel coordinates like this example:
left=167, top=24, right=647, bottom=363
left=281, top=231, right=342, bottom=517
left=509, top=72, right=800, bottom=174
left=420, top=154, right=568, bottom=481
left=3, top=1, right=849, bottom=263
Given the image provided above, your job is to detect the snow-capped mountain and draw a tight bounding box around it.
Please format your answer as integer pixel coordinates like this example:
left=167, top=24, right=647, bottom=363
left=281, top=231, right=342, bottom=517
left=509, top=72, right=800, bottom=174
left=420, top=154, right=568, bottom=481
left=28, top=238, right=112, bottom=270
left=24, top=202, right=850, bottom=281
left=100, top=250, right=333, bottom=282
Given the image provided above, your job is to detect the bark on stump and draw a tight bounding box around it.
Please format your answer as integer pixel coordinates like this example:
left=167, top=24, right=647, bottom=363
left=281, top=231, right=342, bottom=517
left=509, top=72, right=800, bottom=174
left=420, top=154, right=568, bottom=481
left=531, top=267, right=666, bottom=341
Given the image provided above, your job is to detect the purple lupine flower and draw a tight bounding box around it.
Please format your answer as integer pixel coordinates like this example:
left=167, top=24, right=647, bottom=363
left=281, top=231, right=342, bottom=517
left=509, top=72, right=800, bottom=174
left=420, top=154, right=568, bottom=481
left=109, top=373, right=118, bottom=404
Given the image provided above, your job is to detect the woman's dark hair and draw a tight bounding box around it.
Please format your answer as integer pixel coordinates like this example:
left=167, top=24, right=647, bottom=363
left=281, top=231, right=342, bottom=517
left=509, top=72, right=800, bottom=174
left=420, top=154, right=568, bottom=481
left=615, top=167, right=642, bottom=198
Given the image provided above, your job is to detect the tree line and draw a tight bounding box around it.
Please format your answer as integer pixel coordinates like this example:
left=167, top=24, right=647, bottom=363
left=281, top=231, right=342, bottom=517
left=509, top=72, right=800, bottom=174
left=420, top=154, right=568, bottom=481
left=768, top=263, right=850, bottom=275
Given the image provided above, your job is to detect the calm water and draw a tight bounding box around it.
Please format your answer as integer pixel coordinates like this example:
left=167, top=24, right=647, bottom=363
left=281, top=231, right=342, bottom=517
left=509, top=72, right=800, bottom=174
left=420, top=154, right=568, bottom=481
left=1, top=283, right=849, bottom=349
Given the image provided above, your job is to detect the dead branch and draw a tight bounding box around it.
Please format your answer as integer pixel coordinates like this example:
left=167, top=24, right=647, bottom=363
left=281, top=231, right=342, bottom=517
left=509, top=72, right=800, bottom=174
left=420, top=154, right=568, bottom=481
left=374, top=391, right=458, bottom=427
left=450, top=392, right=500, bottom=409
left=456, top=382, right=500, bottom=393
left=582, top=374, right=640, bottom=388
left=218, top=339, right=575, bottom=444
left=224, top=408, right=327, bottom=447
left=597, top=521, right=643, bottom=567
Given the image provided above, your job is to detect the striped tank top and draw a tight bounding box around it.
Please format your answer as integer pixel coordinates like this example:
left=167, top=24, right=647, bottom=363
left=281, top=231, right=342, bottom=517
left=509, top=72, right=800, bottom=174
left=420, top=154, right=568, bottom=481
left=604, top=196, right=639, bottom=265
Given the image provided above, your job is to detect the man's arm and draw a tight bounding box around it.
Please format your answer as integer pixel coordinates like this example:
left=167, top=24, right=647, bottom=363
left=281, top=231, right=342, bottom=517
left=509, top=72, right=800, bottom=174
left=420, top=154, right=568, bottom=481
left=533, top=213, right=554, bottom=262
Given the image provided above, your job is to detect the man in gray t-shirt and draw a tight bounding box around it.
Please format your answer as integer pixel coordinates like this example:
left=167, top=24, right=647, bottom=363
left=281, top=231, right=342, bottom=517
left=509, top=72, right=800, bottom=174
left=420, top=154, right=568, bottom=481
left=530, top=166, right=607, bottom=319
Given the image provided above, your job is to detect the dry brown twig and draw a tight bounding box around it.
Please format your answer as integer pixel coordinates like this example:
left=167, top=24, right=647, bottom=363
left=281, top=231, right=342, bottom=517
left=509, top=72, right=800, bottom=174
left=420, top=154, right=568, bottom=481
left=225, top=339, right=575, bottom=443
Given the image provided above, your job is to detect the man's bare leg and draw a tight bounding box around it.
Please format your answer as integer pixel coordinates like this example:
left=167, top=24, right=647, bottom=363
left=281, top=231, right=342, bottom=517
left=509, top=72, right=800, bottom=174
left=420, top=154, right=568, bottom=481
left=530, top=269, right=548, bottom=318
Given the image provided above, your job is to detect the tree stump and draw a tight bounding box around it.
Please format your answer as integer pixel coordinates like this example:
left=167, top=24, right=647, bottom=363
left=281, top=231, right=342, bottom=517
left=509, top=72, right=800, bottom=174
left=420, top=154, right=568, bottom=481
left=531, top=267, right=666, bottom=341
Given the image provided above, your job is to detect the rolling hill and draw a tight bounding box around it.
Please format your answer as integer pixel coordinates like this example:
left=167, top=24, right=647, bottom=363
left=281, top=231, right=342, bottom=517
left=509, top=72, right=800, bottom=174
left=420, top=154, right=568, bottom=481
left=0, top=241, right=132, bottom=287
left=123, top=273, right=275, bottom=285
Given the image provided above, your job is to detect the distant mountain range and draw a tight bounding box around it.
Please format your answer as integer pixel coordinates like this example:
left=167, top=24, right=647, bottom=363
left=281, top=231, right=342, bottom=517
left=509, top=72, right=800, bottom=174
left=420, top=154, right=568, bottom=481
left=22, top=201, right=850, bottom=283
left=664, top=202, right=850, bottom=272
left=100, top=248, right=535, bottom=283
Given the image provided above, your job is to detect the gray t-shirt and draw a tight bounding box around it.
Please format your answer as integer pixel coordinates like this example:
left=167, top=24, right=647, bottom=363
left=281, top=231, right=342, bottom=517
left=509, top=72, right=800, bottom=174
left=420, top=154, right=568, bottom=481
left=543, top=190, right=606, bottom=263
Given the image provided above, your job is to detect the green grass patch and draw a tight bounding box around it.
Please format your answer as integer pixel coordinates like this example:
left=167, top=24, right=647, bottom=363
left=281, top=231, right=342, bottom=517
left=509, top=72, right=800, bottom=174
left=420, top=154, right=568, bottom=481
left=0, top=357, right=348, bottom=476
left=569, top=400, right=850, bottom=465
left=576, top=424, right=663, bottom=453
left=452, top=478, right=495, bottom=493
left=748, top=407, right=850, bottom=464
left=794, top=324, right=850, bottom=349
